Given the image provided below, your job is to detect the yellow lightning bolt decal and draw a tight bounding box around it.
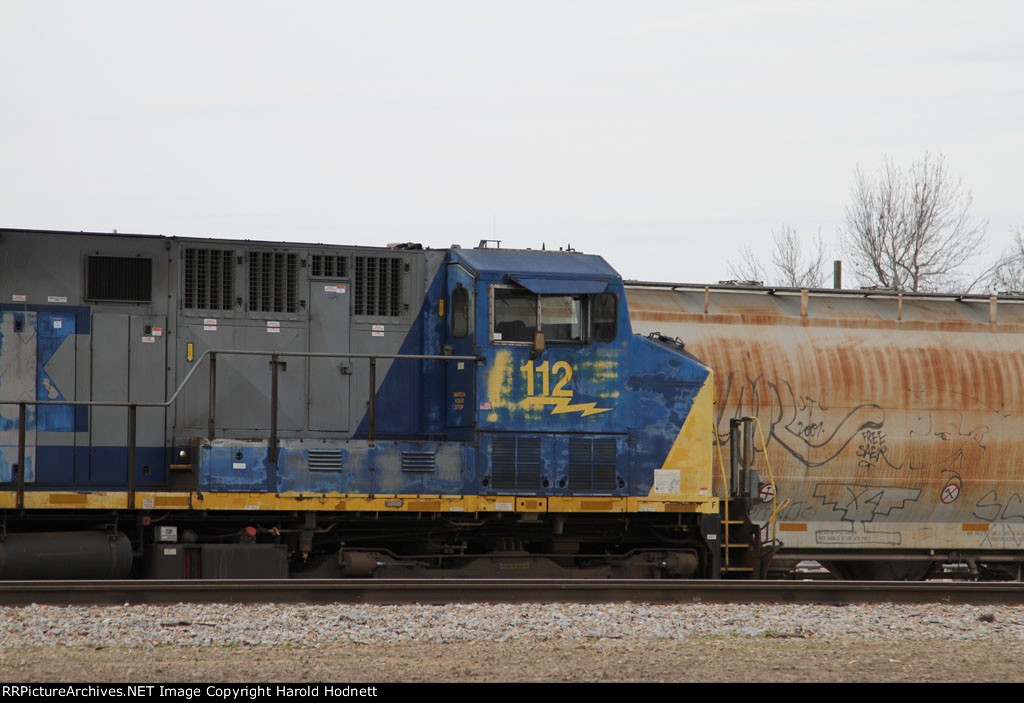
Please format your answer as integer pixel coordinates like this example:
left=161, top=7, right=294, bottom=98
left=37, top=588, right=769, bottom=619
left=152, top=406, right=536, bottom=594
left=524, top=396, right=611, bottom=417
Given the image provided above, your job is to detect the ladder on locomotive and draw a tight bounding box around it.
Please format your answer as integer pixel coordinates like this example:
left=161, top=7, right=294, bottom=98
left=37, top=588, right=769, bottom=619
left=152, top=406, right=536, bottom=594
left=715, top=417, right=785, bottom=578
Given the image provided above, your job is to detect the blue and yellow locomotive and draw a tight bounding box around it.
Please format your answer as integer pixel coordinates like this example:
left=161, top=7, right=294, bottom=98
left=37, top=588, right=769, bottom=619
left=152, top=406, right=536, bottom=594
left=0, top=229, right=764, bottom=579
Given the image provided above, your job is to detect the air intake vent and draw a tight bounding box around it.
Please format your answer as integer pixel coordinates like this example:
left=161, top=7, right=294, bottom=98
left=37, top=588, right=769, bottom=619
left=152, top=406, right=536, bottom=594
left=307, top=448, right=343, bottom=471
left=183, top=248, right=234, bottom=310
left=492, top=436, right=542, bottom=491
left=401, top=451, right=436, bottom=473
left=569, top=438, right=617, bottom=492
left=311, top=254, right=349, bottom=279
left=248, top=251, right=298, bottom=313
left=353, top=256, right=403, bottom=317
left=86, top=255, right=152, bottom=302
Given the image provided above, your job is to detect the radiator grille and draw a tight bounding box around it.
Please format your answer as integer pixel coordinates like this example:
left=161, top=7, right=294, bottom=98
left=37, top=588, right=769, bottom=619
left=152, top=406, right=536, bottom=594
left=307, top=448, right=343, bottom=471
left=311, top=254, right=349, bottom=279
left=183, top=248, right=234, bottom=310
left=248, top=251, right=298, bottom=313
left=401, top=451, right=436, bottom=473
left=568, top=438, right=617, bottom=492
left=86, top=255, right=152, bottom=302
left=353, top=256, right=402, bottom=317
left=492, top=437, right=542, bottom=491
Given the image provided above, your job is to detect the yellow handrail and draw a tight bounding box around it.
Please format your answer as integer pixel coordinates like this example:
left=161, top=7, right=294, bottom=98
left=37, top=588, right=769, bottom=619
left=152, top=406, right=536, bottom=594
left=712, top=415, right=788, bottom=569
left=748, top=416, right=782, bottom=545
left=711, top=420, right=730, bottom=567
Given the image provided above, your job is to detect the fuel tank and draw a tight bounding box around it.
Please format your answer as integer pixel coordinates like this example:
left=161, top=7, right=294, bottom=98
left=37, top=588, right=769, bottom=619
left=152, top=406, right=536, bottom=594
left=0, top=531, right=134, bottom=579
left=626, top=283, right=1024, bottom=555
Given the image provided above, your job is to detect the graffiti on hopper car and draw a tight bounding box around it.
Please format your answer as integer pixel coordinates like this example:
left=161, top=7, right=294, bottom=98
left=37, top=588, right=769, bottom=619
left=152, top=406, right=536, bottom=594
left=972, top=490, right=1024, bottom=523
left=856, top=430, right=890, bottom=471
left=908, top=387, right=1011, bottom=421
left=815, top=522, right=903, bottom=546
left=714, top=373, right=995, bottom=484
left=812, top=483, right=922, bottom=523
left=750, top=498, right=815, bottom=523
left=810, top=483, right=922, bottom=546
left=978, top=524, right=1024, bottom=549
left=714, top=373, right=885, bottom=467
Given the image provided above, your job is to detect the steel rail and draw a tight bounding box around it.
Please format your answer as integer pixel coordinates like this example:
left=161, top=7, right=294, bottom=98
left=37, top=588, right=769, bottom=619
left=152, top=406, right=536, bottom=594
left=3, top=579, right=1024, bottom=606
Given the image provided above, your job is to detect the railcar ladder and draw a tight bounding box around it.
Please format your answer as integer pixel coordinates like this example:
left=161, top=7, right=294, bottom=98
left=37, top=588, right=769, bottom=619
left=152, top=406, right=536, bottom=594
left=714, top=417, right=784, bottom=578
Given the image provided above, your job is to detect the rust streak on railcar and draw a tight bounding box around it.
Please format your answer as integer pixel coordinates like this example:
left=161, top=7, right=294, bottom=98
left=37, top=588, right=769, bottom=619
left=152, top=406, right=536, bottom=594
left=626, top=285, right=1024, bottom=555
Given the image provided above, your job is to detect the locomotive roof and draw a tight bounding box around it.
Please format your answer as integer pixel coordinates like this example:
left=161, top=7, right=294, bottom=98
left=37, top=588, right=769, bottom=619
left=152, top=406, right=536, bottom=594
left=0, top=226, right=426, bottom=252
left=451, top=247, right=619, bottom=280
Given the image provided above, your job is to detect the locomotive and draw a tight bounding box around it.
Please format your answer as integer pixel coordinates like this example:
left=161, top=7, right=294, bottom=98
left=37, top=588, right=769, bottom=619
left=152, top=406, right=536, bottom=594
left=0, top=228, right=767, bottom=580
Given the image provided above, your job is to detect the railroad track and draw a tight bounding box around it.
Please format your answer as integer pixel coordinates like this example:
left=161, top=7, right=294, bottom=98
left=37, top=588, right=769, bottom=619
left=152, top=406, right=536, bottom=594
left=4, top=579, right=1024, bottom=606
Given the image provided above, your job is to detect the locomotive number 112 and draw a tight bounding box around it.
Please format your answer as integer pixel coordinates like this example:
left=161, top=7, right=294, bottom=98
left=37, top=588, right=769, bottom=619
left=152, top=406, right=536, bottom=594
left=521, top=360, right=573, bottom=397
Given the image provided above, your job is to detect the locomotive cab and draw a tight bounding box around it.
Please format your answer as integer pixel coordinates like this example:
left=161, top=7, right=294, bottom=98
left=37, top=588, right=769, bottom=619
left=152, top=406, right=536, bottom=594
left=433, top=247, right=732, bottom=575
left=446, top=248, right=630, bottom=498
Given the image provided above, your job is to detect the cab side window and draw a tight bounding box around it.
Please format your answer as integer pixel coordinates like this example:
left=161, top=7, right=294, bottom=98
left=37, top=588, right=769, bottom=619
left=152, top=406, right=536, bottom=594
left=541, top=295, right=583, bottom=342
left=452, top=284, right=470, bottom=338
left=592, top=292, right=617, bottom=342
left=493, top=288, right=536, bottom=342
left=492, top=286, right=614, bottom=344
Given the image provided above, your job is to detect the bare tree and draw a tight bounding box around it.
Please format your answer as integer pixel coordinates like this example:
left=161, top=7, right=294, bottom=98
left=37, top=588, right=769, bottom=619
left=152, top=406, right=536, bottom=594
left=840, top=153, right=987, bottom=292
left=728, top=225, right=828, bottom=288
left=988, top=227, right=1024, bottom=294
left=727, top=244, right=767, bottom=285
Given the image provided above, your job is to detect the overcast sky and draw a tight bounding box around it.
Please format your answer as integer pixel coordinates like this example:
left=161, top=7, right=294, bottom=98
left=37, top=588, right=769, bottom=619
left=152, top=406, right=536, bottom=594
left=2, top=1, right=1022, bottom=285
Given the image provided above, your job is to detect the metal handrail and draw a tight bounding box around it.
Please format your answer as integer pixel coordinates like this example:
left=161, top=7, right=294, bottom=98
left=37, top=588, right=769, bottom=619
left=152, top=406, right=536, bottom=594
left=711, top=419, right=731, bottom=570
left=748, top=416, right=783, bottom=546
left=1, top=348, right=482, bottom=508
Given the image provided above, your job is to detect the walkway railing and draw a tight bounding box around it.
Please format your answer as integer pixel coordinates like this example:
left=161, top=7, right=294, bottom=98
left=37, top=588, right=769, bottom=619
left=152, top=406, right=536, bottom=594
left=1, top=349, right=481, bottom=509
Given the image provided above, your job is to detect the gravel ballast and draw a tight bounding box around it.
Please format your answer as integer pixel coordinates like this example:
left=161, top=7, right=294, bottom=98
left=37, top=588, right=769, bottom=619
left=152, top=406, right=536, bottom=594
left=3, top=602, right=1024, bottom=682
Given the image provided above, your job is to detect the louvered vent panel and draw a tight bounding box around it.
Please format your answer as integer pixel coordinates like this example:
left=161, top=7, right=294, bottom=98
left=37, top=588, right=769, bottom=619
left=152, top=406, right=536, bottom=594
left=86, top=256, right=152, bottom=302
left=515, top=437, right=542, bottom=490
left=492, top=437, right=517, bottom=490
left=286, top=253, right=297, bottom=311
left=401, top=451, right=436, bottom=473
left=307, top=448, right=343, bottom=471
left=491, top=437, right=542, bottom=491
left=311, top=254, right=349, bottom=279
left=248, top=251, right=298, bottom=313
left=568, top=437, right=593, bottom=490
left=353, top=256, right=402, bottom=316
left=568, top=438, right=618, bottom=491
left=182, top=248, right=234, bottom=310
left=593, top=439, right=617, bottom=491
left=220, top=251, right=233, bottom=308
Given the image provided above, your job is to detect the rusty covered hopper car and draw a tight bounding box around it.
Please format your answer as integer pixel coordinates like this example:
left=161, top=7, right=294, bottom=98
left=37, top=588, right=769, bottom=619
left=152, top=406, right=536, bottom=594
left=626, top=282, right=1024, bottom=579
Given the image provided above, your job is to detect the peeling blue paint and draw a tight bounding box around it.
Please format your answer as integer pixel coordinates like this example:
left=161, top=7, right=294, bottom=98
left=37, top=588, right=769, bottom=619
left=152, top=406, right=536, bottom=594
left=199, top=440, right=474, bottom=495
left=0, top=447, right=32, bottom=483
left=35, top=312, right=76, bottom=432
left=200, top=444, right=272, bottom=492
